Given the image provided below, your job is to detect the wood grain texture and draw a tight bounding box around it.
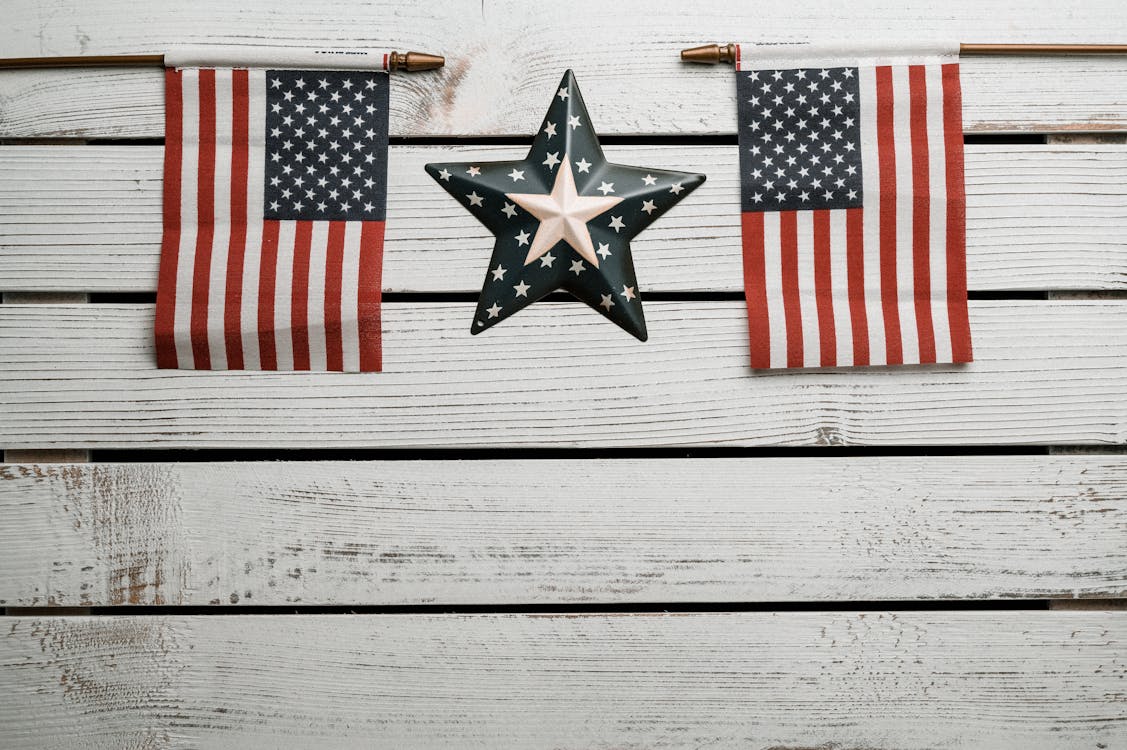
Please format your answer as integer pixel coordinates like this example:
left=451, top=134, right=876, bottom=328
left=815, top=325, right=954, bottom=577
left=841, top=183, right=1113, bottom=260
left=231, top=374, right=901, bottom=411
left=1, top=301, right=1125, bottom=448
left=3, top=1, right=1127, bottom=137
left=1, top=457, right=1125, bottom=606
left=2, top=144, right=1126, bottom=292
left=2, top=612, right=1125, bottom=749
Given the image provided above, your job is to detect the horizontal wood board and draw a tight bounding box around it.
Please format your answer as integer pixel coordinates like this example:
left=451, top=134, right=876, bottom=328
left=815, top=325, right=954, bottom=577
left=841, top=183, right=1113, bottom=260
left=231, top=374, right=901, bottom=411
left=4, top=1, right=1127, bottom=136
left=1, top=144, right=1125, bottom=292
left=1, top=301, right=1125, bottom=448
left=1, top=457, right=1125, bottom=606
left=2, top=612, right=1125, bottom=748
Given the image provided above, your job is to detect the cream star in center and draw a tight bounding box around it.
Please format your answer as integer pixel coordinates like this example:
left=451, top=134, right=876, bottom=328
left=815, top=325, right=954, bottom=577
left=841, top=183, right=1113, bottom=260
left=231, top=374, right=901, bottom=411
left=506, top=160, right=622, bottom=268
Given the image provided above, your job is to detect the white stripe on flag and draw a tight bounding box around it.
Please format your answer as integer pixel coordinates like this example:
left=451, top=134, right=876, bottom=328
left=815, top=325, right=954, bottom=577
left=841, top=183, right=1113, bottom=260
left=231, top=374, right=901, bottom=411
left=340, top=220, right=362, bottom=372
left=891, top=65, right=919, bottom=363
left=762, top=212, right=786, bottom=368
left=857, top=65, right=885, bottom=366
left=794, top=209, right=819, bottom=367
left=307, top=221, right=330, bottom=371
left=240, top=70, right=267, bottom=369
left=207, top=68, right=233, bottom=370
left=273, top=221, right=296, bottom=370
left=925, top=63, right=953, bottom=363
left=173, top=69, right=200, bottom=369
left=828, top=208, right=853, bottom=366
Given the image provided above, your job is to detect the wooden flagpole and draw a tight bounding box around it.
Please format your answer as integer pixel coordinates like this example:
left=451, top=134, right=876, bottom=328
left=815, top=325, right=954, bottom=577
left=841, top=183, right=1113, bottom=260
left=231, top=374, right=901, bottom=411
left=681, top=42, right=1127, bottom=64
left=0, top=51, right=444, bottom=72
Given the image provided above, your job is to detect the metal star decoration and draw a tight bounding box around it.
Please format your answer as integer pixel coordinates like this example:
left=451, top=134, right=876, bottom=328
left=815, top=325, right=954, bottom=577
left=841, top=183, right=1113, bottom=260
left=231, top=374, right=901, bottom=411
left=425, top=70, right=705, bottom=341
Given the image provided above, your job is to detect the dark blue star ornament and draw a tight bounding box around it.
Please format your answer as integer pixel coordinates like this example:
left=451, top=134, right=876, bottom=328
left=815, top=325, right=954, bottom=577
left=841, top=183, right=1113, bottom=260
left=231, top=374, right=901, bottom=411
left=425, top=70, right=705, bottom=341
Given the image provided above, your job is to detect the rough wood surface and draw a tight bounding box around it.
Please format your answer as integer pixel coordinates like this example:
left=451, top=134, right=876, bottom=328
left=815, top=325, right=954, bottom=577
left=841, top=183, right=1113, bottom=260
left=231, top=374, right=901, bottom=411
left=3, top=1, right=1127, bottom=137
left=1, top=301, right=1125, bottom=448
left=2, top=144, right=1125, bottom=292
left=1, top=457, right=1125, bottom=606
left=2, top=612, right=1125, bottom=748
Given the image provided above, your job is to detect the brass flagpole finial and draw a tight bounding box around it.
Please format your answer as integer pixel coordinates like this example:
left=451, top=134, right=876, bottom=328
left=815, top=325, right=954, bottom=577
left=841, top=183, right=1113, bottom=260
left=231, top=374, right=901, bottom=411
left=680, top=43, right=737, bottom=65
left=388, top=51, right=445, bottom=72
left=678, top=42, right=1127, bottom=64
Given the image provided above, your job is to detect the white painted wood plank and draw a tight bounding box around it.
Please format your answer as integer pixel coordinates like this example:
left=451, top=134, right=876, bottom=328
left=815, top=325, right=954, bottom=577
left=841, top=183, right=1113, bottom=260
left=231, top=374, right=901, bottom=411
left=2, top=144, right=1125, bottom=292
left=1, top=301, right=1124, bottom=448
left=2, top=457, right=1124, bottom=606
left=2, top=1, right=1127, bottom=136
left=2, top=612, right=1124, bottom=748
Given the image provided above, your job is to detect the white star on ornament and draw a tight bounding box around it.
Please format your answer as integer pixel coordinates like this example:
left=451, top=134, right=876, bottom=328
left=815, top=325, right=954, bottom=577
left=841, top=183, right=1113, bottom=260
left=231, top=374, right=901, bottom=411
left=501, top=202, right=518, bottom=218
left=621, top=285, right=636, bottom=301
left=575, top=158, right=592, bottom=174
left=570, top=259, right=585, bottom=275
left=508, top=169, right=525, bottom=182
left=486, top=302, right=502, bottom=318
left=596, top=243, right=611, bottom=259
left=642, top=174, right=657, bottom=186
left=467, top=166, right=481, bottom=177
left=608, top=216, right=625, bottom=232
left=514, top=280, right=530, bottom=297
left=467, top=192, right=484, bottom=207
left=506, top=160, right=622, bottom=267
left=543, top=121, right=557, bottom=138
left=641, top=200, right=656, bottom=214
left=597, top=181, right=615, bottom=195
left=599, top=294, right=615, bottom=310
left=670, top=183, right=684, bottom=194
left=543, top=151, right=561, bottom=169
left=540, top=252, right=556, bottom=268
left=515, top=229, right=531, bottom=246
left=568, top=115, right=581, bottom=129
left=557, top=87, right=569, bottom=100
left=491, top=266, right=507, bottom=280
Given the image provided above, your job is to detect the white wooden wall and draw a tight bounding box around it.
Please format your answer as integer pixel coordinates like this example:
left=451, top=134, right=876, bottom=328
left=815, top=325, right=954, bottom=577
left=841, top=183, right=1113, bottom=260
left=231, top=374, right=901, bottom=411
left=2, top=1, right=1126, bottom=747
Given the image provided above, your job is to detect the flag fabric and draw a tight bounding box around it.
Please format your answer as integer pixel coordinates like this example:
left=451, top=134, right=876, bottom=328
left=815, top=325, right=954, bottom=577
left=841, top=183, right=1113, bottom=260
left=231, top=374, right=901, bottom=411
left=735, top=43, right=972, bottom=369
left=155, top=66, right=389, bottom=372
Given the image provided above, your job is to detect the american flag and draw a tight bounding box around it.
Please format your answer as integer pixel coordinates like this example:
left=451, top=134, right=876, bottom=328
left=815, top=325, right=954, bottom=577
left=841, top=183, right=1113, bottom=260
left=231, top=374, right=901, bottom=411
left=155, top=66, right=389, bottom=372
left=736, top=45, right=972, bottom=369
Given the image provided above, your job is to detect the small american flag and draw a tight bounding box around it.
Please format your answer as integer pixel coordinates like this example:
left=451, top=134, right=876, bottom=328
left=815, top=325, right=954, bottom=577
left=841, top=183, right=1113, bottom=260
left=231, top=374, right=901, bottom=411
left=155, top=66, right=389, bottom=372
left=735, top=44, right=972, bottom=369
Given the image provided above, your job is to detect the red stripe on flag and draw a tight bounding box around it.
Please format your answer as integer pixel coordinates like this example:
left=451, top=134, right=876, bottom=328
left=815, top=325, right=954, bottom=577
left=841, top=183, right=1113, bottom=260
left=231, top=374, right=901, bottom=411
left=358, top=221, right=385, bottom=372
left=779, top=211, right=803, bottom=368
left=224, top=69, right=250, bottom=370
left=291, top=221, right=314, bottom=370
left=942, top=63, right=972, bottom=362
left=845, top=208, right=869, bottom=366
left=155, top=69, right=183, bottom=369
left=812, top=210, right=836, bottom=367
left=875, top=65, right=903, bottom=365
left=908, top=65, right=936, bottom=363
left=258, top=220, right=280, bottom=369
left=740, top=212, right=770, bottom=369
left=190, top=69, right=217, bottom=369
left=324, top=221, right=346, bottom=371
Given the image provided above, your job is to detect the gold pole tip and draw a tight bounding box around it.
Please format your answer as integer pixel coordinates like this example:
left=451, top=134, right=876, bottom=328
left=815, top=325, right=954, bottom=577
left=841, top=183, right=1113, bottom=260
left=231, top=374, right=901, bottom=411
left=393, top=51, right=444, bottom=72
left=680, top=43, right=736, bottom=65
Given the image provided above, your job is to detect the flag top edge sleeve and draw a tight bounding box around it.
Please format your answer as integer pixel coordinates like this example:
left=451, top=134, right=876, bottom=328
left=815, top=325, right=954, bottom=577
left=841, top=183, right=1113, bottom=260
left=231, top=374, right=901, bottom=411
left=735, top=41, right=959, bottom=70
left=165, top=47, right=390, bottom=71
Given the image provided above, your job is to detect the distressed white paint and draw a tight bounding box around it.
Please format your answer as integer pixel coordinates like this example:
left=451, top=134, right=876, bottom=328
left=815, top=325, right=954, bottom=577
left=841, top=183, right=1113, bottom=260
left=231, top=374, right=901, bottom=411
left=1, top=457, right=1125, bottom=606
left=2, top=613, right=1126, bottom=748
left=3, top=1, right=1127, bottom=136
left=1, top=144, right=1126, bottom=292
left=0, top=301, right=1125, bottom=448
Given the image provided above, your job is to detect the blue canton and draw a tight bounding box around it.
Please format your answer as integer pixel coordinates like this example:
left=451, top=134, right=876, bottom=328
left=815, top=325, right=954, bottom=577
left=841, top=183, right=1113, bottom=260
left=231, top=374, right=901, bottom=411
left=737, top=67, right=863, bottom=213
left=264, top=69, right=389, bottom=222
